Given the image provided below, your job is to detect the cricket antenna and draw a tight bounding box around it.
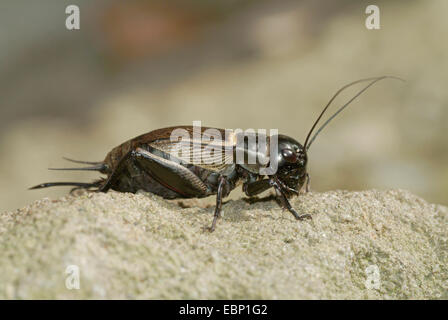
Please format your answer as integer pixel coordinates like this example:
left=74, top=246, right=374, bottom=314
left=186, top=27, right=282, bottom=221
left=303, top=76, right=404, bottom=151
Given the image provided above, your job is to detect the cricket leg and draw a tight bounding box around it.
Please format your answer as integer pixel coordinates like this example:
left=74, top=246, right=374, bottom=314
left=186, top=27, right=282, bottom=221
left=100, top=148, right=209, bottom=197
left=270, top=178, right=312, bottom=220
left=208, top=176, right=226, bottom=232
left=305, top=173, right=311, bottom=193
left=243, top=178, right=272, bottom=197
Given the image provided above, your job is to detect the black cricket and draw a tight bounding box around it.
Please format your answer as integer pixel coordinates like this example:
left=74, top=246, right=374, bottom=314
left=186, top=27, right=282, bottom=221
left=31, top=76, right=401, bottom=231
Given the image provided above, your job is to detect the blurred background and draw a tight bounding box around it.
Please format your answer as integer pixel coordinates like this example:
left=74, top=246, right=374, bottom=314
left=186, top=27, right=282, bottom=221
left=1, top=0, right=447, bottom=211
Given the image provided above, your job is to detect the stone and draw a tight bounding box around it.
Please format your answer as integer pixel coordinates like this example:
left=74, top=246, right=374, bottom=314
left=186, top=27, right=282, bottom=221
left=0, top=189, right=446, bottom=299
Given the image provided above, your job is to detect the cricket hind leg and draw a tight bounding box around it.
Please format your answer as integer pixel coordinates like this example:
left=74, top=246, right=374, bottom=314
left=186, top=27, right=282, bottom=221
left=100, top=148, right=233, bottom=231
left=100, top=148, right=210, bottom=198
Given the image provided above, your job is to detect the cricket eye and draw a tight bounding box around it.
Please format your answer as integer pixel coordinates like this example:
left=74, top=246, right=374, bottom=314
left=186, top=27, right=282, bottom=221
left=281, top=149, right=297, bottom=163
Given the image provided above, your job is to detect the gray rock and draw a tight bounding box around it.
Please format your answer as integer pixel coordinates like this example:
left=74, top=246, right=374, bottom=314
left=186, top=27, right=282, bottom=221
left=0, top=189, right=446, bottom=299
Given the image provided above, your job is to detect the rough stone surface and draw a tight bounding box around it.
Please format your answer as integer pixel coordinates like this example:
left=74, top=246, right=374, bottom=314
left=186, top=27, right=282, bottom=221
left=0, top=189, right=446, bottom=299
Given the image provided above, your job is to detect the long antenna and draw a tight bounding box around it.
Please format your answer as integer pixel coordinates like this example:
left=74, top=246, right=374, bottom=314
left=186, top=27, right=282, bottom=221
left=303, top=76, right=404, bottom=150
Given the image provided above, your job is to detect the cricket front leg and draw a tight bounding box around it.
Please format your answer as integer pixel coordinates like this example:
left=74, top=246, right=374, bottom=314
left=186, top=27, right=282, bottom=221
left=305, top=173, right=311, bottom=193
left=270, top=178, right=312, bottom=221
